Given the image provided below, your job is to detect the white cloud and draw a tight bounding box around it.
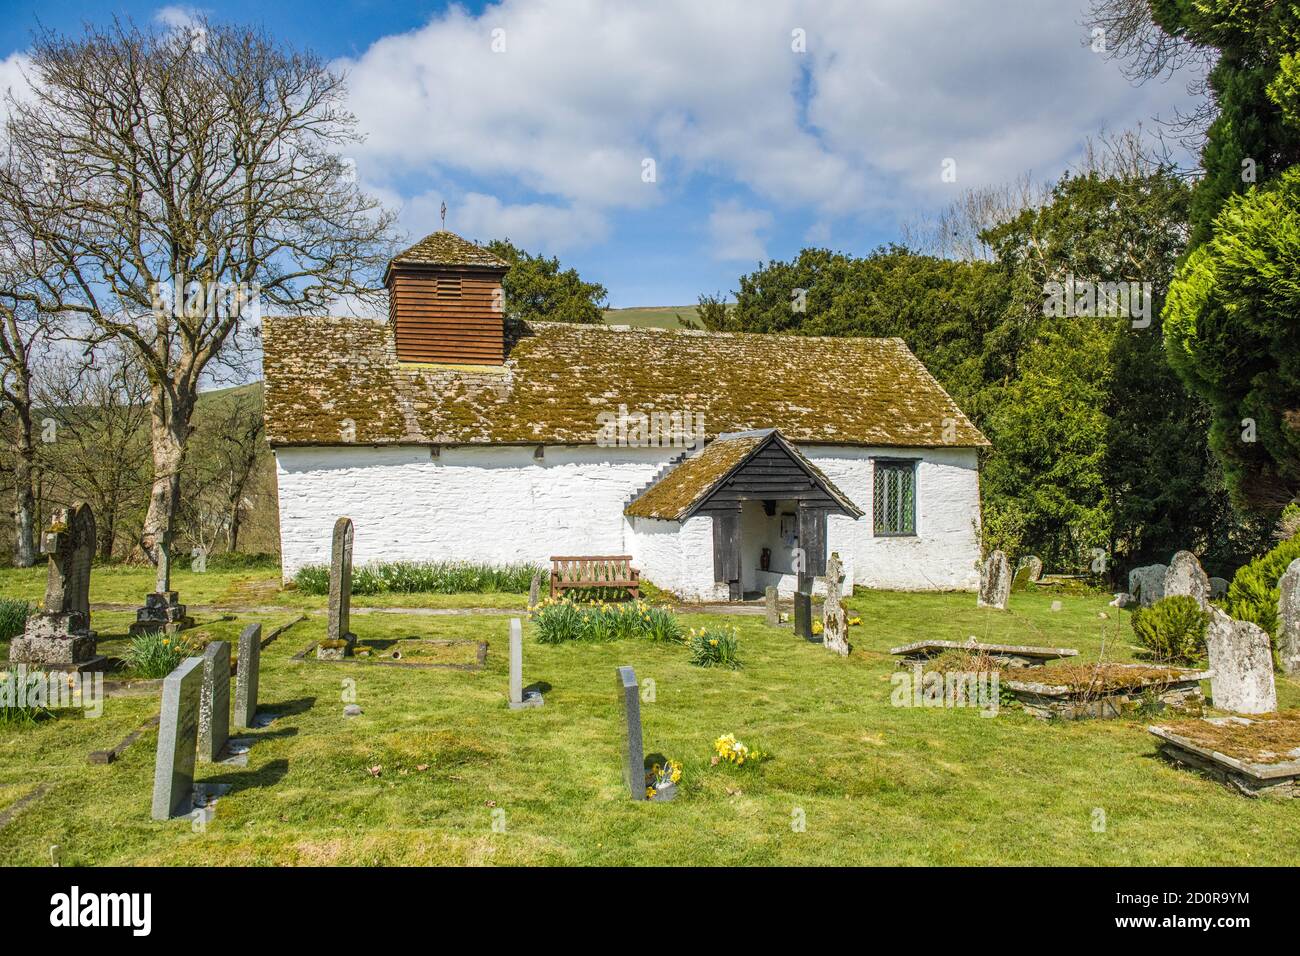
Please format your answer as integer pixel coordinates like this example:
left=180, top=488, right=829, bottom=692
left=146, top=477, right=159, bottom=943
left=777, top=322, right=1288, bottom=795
left=153, top=6, right=206, bottom=30
left=0, top=52, right=35, bottom=127
left=338, top=0, right=1205, bottom=232
left=708, top=200, right=773, bottom=262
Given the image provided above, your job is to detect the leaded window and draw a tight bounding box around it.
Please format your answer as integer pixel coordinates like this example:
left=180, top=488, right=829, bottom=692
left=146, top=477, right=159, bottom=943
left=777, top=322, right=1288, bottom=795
left=873, top=460, right=917, bottom=536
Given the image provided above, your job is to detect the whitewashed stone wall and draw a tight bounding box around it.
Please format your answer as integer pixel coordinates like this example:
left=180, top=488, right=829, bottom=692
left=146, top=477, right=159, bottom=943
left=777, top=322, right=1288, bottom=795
left=275, top=443, right=982, bottom=595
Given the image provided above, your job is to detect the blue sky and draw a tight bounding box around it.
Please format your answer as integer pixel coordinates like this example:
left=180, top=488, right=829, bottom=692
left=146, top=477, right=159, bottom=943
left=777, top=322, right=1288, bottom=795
left=0, top=1, right=1204, bottom=307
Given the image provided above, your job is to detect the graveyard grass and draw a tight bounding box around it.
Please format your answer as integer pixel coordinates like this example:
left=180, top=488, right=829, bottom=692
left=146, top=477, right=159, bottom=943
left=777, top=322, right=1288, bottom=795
left=1, top=581, right=1298, bottom=864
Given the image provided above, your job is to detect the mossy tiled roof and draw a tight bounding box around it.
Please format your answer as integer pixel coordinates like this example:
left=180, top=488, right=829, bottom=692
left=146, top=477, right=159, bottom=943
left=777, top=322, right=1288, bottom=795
left=262, top=316, right=989, bottom=448
left=386, top=230, right=509, bottom=272
left=624, top=429, right=862, bottom=520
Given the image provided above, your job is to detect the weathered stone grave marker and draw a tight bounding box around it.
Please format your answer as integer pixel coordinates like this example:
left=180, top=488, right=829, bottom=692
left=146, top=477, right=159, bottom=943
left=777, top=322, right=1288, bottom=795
left=821, top=552, right=849, bottom=657
left=234, top=623, right=262, bottom=729
left=617, top=665, right=645, bottom=801
left=1164, top=551, right=1210, bottom=609
left=130, top=525, right=194, bottom=636
left=1278, top=558, right=1300, bottom=676
left=10, top=503, right=104, bottom=671
left=151, top=656, right=204, bottom=820
left=325, top=517, right=356, bottom=657
left=508, top=617, right=542, bottom=709
left=765, top=585, right=779, bottom=626
left=1205, top=608, right=1277, bottom=715
left=1023, top=555, right=1043, bottom=583
left=977, top=550, right=1010, bottom=610
left=198, top=641, right=231, bottom=763
left=793, top=589, right=812, bottom=640
left=1128, top=563, right=1167, bottom=607
left=528, top=571, right=541, bottom=611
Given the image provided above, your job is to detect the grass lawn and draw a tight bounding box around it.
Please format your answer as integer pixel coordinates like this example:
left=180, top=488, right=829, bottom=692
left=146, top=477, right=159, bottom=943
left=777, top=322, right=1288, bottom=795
left=1, top=585, right=1297, bottom=865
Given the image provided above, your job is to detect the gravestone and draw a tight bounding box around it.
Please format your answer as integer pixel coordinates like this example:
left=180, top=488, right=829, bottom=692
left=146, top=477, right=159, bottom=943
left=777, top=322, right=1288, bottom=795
left=1128, top=564, right=1167, bottom=608
left=977, top=550, right=1011, bottom=610
left=197, top=641, right=230, bottom=763
left=508, top=617, right=542, bottom=709
left=1205, top=608, right=1277, bottom=715
left=616, top=666, right=645, bottom=801
left=528, top=571, right=541, bottom=611
left=793, top=589, right=813, bottom=641
left=151, top=656, right=204, bottom=820
left=821, top=552, right=850, bottom=657
left=234, top=623, right=262, bottom=729
left=10, top=504, right=103, bottom=671
left=765, top=586, right=779, bottom=626
left=328, top=517, right=356, bottom=652
left=1163, top=551, right=1210, bottom=609
left=1278, top=558, right=1300, bottom=676
left=1209, top=577, right=1230, bottom=601
left=1022, top=555, right=1044, bottom=583
left=130, top=529, right=194, bottom=636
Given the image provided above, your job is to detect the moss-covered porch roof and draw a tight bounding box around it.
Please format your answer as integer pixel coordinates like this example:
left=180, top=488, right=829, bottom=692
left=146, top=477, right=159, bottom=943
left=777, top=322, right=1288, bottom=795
left=624, top=428, right=863, bottom=521
left=261, top=316, right=989, bottom=448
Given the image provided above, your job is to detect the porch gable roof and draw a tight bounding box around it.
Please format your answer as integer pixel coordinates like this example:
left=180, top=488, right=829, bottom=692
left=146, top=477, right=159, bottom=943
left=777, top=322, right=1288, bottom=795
left=624, top=428, right=864, bottom=522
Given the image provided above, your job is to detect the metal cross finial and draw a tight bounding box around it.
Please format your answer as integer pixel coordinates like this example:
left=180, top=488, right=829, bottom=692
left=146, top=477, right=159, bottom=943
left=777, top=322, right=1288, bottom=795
left=441, top=201, right=447, bottom=229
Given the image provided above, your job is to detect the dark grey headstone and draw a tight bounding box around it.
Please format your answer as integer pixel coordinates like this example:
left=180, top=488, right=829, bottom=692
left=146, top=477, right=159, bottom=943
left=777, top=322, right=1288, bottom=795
left=617, top=665, right=645, bottom=801
left=793, top=590, right=813, bottom=641
left=198, top=641, right=230, bottom=763
left=328, top=517, right=355, bottom=646
left=234, top=623, right=262, bottom=729
left=151, top=656, right=204, bottom=820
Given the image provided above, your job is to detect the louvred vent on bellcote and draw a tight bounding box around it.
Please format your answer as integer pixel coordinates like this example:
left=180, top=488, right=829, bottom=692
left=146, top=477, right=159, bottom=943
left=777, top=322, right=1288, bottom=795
left=384, top=230, right=509, bottom=365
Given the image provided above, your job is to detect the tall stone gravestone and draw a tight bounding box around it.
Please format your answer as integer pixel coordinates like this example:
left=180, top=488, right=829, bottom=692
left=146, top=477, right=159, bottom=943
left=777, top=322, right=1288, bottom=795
left=977, top=550, right=1011, bottom=610
left=198, top=641, right=231, bottom=763
left=328, top=517, right=356, bottom=652
left=508, top=617, right=542, bottom=709
left=10, top=503, right=103, bottom=671
left=616, top=665, right=645, bottom=801
left=821, top=552, right=850, bottom=657
left=765, top=585, right=779, bottom=626
left=1023, top=555, right=1044, bottom=583
left=1205, top=608, right=1276, bottom=715
left=1163, top=551, right=1210, bottom=609
left=1278, top=558, right=1300, bottom=676
left=528, top=571, right=541, bottom=612
left=793, top=589, right=813, bottom=641
left=234, top=623, right=262, bottom=730
left=151, top=656, right=204, bottom=820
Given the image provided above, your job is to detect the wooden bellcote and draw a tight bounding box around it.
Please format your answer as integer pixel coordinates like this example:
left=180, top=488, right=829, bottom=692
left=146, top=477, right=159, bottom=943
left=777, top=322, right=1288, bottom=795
left=384, top=231, right=509, bottom=365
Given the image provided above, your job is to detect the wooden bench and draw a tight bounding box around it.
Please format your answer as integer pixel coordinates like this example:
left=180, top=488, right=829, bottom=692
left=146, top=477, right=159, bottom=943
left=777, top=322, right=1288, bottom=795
left=550, top=555, right=641, bottom=600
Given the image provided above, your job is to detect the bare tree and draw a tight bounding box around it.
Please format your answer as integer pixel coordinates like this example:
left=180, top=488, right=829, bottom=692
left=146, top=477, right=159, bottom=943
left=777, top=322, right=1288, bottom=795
left=35, top=347, right=151, bottom=560
left=1084, top=0, right=1218, bottom=149
left=0, top=17, right=398, bottom=592
left=901, top=174, right=1049, bottom=262
left=0, top=213, right=67, bottom=566
left=179, top=389, right=266, bottom=556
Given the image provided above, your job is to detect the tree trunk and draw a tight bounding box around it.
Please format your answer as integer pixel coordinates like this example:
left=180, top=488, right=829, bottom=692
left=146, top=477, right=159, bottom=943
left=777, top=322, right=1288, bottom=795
left=140, top=384, right=194, bottom=594
left=11, top=374, right=36, bottom=568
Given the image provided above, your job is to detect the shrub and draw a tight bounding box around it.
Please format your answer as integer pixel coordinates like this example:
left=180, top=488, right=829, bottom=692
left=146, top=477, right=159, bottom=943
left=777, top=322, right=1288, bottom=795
left=1223, top=535, right=1300, bottom=643
left=1130, top=595, right=1211, bottom=665
left=125, top=631, right=195, bottom=679
left=292, top=560, right=545, bottom=596
left=686, top=626, right=741, bottom=669
left=0, top=599, right=29, bottom=641
left=203, top=552, right=281, bottom=571
left=533, top=598, right=681, bottom=644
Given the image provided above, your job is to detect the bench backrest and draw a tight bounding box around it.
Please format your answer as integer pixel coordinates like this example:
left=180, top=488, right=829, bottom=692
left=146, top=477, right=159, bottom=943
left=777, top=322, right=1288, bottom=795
left=551, top=555, right=637, bottom=584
